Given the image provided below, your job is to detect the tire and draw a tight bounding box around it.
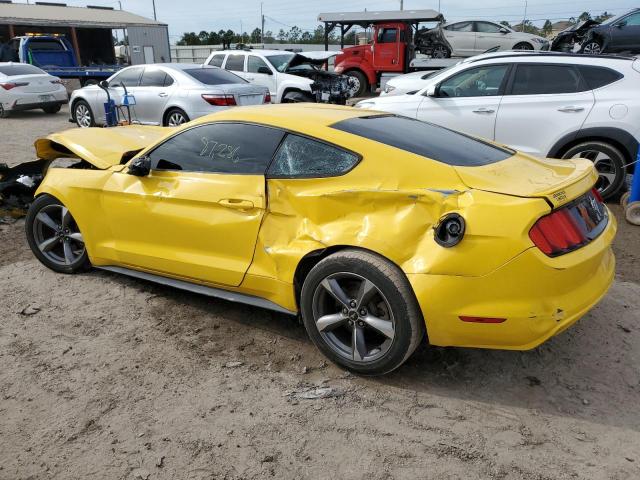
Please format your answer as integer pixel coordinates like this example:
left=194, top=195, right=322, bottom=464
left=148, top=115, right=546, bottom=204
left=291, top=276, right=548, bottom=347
left=431, top=43, right=452, bottom=58
left=625, top=201, right=640, bottom=226
left=25, top=194, right=90, bottom=274
left=344, top=70, right=368, bottom=98
left=300, top=249, right=425, bottom=375
left=0, top=104, right=9, bottom=118
left=561, top=141, right=627, bottom=199
left=513, top=42, right=534, bottom=51
left=582, top=41, right=602, bottom=55
left=42, top=105, right=61, bottom=114
left=73, top=100, right=95, bottom=128
left=164, top=108, right=189, bottom=127
left=282, top=91, right=314, bottom=103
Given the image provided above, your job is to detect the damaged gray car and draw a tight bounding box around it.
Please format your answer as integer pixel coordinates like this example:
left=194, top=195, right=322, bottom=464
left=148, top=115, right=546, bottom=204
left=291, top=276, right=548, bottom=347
left=204, top=49, right=357, bottom=104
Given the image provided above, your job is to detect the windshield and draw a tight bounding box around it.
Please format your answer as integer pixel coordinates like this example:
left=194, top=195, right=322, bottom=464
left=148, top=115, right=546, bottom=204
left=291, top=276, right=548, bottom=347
left=184, top=68, right=247, bottom=85
left=265, top=54, right=295, bottom=72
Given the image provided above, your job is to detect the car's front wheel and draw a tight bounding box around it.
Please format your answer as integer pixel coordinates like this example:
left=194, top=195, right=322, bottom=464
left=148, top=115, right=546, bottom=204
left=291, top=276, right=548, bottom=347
left=561, top=141, right=626, bottom=199
left=431, top=43, right=451, bottom=58
left=73, top=100, right=94, bottom=128
left=513, top=42, right=534, bottom=50
left=26, top=194, right=90, bottom=274
left=300, top=249, right=425, bottom=375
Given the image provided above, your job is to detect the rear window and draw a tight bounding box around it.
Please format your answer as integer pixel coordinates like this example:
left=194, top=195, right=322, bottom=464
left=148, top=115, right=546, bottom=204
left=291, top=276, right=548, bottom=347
left=28, top=39, right=65, bottom=51
left=331, top=115, right=514, bottom=167
left=578, top=65, right=623, bottom=89
left=511, top=64, right=585, bottom=95
left=184, top=68, right=246, bottom=85
left=0, top=64, right=45, bottom=76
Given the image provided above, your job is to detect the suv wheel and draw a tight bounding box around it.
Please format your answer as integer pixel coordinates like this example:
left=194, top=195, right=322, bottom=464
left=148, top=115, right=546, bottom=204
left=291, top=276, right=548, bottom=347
left=25, top=194, right=90, bottom=274
left=300, top=249, right=425, bottom=375
left=561, top=141, right=626, bottom=199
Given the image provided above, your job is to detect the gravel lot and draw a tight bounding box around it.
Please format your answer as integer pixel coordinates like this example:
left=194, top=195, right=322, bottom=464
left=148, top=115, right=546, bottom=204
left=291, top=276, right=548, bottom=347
left=1, top=106, right=639, bottom=480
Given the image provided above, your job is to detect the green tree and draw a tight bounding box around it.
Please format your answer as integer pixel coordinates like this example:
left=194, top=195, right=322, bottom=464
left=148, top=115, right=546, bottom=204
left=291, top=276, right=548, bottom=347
left=264, top=30, right=275, bottom=43
left=300, top=31, right=312, bottom=43
left=250, top=28, right=262, bottom=43
left=177, top=32, right=200, bottom=46
left=288, top=26, right=302, bottom=43
left=542, top=19, right=553, bottom=37
left=277, top=29, right=287, bottom=43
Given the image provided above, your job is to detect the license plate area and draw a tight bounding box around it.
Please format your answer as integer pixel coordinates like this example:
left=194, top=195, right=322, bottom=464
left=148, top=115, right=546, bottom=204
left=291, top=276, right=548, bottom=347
left=237, top=94, right=263, bottom=106
left=563, top=190, right=608, bottom=241
left=38, top=94, right=54, bottom=102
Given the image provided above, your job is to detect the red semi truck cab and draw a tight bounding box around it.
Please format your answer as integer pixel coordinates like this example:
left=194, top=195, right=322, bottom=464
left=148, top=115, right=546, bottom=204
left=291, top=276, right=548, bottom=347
left=320, top=9, right=443, bottom=96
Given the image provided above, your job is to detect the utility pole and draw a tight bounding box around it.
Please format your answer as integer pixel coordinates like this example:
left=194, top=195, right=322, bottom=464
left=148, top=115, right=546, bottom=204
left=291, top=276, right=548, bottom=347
left=522, top=0, right=528, bottom=32
left=261, top=2, right=265, bottom=45
left=118, top=1, right=122, bottom=10
left=400, top=0, right=403, bottom=10
left=152, top=0, right=157, bottom=20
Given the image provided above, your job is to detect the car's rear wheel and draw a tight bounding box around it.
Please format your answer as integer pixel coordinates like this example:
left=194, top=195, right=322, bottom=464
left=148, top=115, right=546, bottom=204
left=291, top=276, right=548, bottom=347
left=0, top=104, right=9, bottom=118
left=561, top=141, right=626, bottom=199
left=26, top=194, right=90, bottom=274
left=582, top=41, right=602, bottom=54
left=73, top=100, right=94, bottom=128
left=164, top=108, right=189, bottom=127
left=42, top=105, right=61, bottom=114
left=513, top=42, right=534, bottom=50
left=431, top=43, right=451, bottom=58
left=300, top=249, right=425, bottom=375
left=344, top=70, right=369, bottom=97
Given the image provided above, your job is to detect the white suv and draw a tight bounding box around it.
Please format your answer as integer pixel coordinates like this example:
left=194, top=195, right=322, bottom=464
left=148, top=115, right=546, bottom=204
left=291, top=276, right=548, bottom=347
left=357, top=52, right=640, bottom=198
left=204, top=49, right=354, bottom=104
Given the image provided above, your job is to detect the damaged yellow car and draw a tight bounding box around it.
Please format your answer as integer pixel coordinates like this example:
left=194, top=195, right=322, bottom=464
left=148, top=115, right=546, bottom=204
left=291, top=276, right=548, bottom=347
left=26, top=104, right=616, bottom=375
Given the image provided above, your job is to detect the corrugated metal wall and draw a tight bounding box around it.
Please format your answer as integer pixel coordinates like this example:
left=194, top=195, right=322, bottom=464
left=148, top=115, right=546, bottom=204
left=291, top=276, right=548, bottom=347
left=127, top=25, right=171, bottom=64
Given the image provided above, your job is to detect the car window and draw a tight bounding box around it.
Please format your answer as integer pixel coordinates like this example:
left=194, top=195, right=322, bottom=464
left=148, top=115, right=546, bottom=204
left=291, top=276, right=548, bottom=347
left=438, top=64, right=508, bottom=97
left=247, top=55, right=270, bottom=73
left=208, top=54, right=225, bottom=67
left=27, top=39, right=65, bottom=51
left=377, top=28, right=398, bottom=43
left=148, top=123, right=285, bottom=174
left=511, top=64, right=584, bottom=95
left=0, top=64, right=45, bottom=76
left=622, top=12, right=640, bottom=26
left=445, top=22, right=473, bottom=32
left=110, top=67, right=143, bottom=87
left=331, top=115, right=514, bottom=167
left=183, top=68, right=246, bottom=85
left=476, top=22, right=502, bottom=33
left=225, top=54, right=245, bottom=72
left=268, top=134, right=359, bottom=178
left=163, top=73, right=175, bottom=87
left=578, top=65, right=623, bottom=89
left=139, top=68, right=168, bottom=87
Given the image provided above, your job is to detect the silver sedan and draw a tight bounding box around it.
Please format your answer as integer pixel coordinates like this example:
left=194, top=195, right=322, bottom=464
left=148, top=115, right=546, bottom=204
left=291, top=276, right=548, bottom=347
left=69, top=63, right=270, bottom=128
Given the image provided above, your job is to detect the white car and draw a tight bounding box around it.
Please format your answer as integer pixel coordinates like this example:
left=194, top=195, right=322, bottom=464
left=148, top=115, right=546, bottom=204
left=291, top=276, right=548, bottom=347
left=357, top=52, right=640, bottom=199
left=0, top=62, right=67, bottom=118
left=430, top=21, right=549, bottom=57
left=204, top=49, right=355, bottom=104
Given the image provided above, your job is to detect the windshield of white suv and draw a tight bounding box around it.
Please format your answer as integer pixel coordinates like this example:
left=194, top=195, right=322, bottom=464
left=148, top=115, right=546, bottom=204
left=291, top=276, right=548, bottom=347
left=265, top=54, right=295, bottom=72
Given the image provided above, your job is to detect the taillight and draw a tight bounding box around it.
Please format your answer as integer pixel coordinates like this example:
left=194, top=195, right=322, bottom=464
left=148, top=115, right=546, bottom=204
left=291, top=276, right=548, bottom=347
left=529, top=188, right=606, bottom=257
left=202, top=94, right=236, bottom=106
left=0, top=82, right=28, bottom=90
left=264, top=93, right=271, bottom=103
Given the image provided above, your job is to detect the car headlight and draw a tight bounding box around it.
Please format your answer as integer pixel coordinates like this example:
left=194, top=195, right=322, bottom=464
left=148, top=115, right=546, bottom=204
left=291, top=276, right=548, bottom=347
left=355, top=101, right=375, bottom=109
left=383, top=84, right=396, bottom=94
left=531, top=38, right=547, bottom=44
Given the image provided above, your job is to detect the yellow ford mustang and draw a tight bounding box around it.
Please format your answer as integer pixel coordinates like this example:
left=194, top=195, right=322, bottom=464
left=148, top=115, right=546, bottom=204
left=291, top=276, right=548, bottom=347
left=26, top=104, right=616, bottom=375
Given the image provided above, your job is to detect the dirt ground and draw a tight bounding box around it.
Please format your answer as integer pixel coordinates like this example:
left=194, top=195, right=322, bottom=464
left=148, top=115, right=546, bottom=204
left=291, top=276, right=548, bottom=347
left=1, top=107, right=639, bottom=480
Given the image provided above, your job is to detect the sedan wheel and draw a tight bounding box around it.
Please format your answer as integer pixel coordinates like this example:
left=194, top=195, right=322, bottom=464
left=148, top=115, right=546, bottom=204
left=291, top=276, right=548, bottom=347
left=301, top=249, right=424, bottom=375
left=74, top=102, right=93, bottom=128
left=431, top=43, right=451, bottom=58
left=513, top=42, right=534, bottom=50
left=583, top=41, right=602, bottom=54
left=165, top=109, right=188, bottom=127
left=25, top=194, right=90, bottom=274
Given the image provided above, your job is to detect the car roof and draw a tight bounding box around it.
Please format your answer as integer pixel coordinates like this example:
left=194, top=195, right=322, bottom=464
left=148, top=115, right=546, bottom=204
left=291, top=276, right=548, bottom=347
left=466, top=51, right=637, bottom=64
left=210, top=49, right=295, bottom=56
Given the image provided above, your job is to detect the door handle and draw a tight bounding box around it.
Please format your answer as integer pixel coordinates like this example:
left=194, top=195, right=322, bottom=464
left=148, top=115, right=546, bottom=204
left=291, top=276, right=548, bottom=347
left=245, top=77, right=255, bottom=80
left=158, top=92, right=168, bottom=97
left=472, top=107, right=495, bottom=114
left=219, top=198, right=255, bottom=209
left=557, top=106, right=584, bottom=112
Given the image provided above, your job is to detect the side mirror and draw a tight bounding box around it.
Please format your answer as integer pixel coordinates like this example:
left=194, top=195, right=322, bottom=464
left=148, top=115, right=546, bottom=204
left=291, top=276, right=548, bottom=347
left=499, top=28, right=509, bottom=34
left=257, top=66, right=272, bottom=75
left=425, top=85, right=437, bottom=97
left=99, top=80, right=109, bottom=89
left=128, top=156, right=151, bottom=176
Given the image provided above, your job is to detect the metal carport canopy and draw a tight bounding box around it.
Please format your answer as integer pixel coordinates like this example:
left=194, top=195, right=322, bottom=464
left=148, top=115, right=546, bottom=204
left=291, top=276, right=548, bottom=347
left=318, top=9, right=443, bottom=27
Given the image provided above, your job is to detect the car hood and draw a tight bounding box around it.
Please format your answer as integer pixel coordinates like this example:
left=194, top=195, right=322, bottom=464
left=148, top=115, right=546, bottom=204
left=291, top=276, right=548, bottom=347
left=35, top=125, right=167, bottom=169
left=286, top=51, right=341, bottom=70
left=455, top=153, right=598, bottom=207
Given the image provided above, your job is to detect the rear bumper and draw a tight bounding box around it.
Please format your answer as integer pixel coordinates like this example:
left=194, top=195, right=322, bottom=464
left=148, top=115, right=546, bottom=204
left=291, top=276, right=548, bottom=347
left=408, top=213, right=616, bottom=350
left=9, top=99, right=66, bottom=112
left=4, top=89, right=68, bottom=112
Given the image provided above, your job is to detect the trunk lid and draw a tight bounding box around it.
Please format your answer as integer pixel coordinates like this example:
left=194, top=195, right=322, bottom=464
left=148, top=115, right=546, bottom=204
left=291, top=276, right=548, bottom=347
left=215, top=83, right=268, bottom=106
left=454, top=153, right=598, bottom=208
left=35, top=125, right=167, bottom=169
left=6, top=74, right=59, bottom=93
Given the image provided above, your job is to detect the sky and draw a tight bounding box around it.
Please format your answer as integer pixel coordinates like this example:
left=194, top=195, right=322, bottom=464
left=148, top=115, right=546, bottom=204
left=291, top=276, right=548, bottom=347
left=10, top=0, right=639, bottom=41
